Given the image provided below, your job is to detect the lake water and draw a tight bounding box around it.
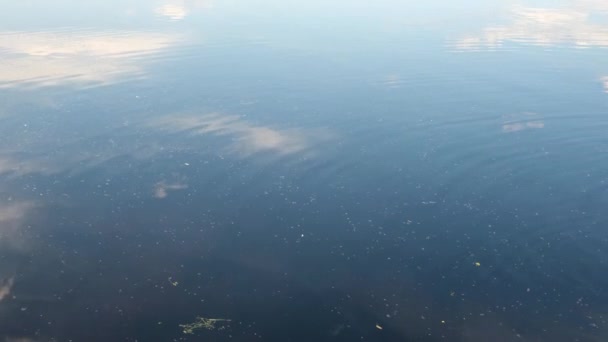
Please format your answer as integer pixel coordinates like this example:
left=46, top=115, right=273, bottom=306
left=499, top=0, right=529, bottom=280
left=1, top=0, right=608, bottom=341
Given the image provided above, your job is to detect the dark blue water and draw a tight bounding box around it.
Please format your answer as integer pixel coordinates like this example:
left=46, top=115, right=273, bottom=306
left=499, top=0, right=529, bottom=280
left=1, top=0, right=608, bottom=341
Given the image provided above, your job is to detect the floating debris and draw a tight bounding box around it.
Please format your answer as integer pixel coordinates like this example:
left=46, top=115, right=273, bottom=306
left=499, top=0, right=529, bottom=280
left=375, top=324, right=383, bottom=330
left=474, top=262, right=481, bottom=267
left=180, top=317, right=231, bottom=334
left=168, top=277, right=179, bottom=286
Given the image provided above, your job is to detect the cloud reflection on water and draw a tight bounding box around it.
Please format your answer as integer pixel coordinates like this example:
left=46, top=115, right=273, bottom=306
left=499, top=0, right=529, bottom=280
left=0, top=30, right=180, bottom=88
left=0, top=201, right=34, bottom=252
left=154, top=181, right=188, bottom=199
left=156, top=5, right=187, bottom=20
left=453, top=3, right=608, bottom=50
left=0, top=156, right=49, bottom=177
left=0, top=111, right=329, bottom=181
left=155, top=0, right=213, bottom=21
left=0, top=277, right=14, bottom=303
left=502, top=112, right=545, bottom=133
left=149, top=113, right=331, bottom=156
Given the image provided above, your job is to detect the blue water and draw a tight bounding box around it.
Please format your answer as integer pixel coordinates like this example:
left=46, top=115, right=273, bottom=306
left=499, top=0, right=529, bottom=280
left=1, top=0, right=608, bottom=341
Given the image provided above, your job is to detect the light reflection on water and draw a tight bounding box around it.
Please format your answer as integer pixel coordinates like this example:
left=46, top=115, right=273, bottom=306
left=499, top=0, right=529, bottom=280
left=450, top=1, right=608, bottom=51
left=148, top=113, right=334, bottom=156
left=1, top=0, right=608, bottom=341
left=0, top=30, right=181, bottom=88
left=155, top=0, right=213, bottom=21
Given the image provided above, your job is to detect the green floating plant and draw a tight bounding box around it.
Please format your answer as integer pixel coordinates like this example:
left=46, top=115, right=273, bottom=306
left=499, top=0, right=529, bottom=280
left=180, top=317, right=232, bottom=334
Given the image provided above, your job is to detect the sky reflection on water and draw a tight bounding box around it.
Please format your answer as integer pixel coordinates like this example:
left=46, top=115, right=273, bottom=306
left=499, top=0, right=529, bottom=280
left=1, top=0, right=608, bottom=341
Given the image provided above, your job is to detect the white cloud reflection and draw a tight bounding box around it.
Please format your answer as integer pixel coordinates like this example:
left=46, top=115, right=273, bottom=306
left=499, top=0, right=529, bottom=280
left=149, top=113, right=330, bottom=156
left=156, top=5, right=188, bottom=20
left=0, top=30, right=179, bottom=88
left=154, top=181, right=188, bottom=199
left=155, top=0, right=213, bottom=21
left=0, top=156, right=43, bottom=176
left=0, top=202, right=34, bottom=252
left=453, top=3, right=608, bottom=50
left=0, top=112, right=329, bottom=180
left=0, top=277, right=14, bottom=302
left=502, top=112, right=544, bottom=133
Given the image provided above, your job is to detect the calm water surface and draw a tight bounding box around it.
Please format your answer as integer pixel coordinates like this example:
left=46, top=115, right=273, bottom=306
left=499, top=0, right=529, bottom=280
left=1, top=0, right=608, bottom=341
